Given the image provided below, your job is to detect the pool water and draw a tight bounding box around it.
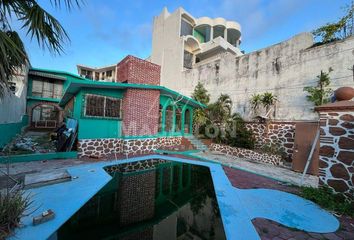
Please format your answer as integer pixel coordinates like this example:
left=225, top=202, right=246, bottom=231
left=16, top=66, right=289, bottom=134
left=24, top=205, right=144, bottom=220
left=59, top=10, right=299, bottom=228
left=56, top=159, right=226, bottom=240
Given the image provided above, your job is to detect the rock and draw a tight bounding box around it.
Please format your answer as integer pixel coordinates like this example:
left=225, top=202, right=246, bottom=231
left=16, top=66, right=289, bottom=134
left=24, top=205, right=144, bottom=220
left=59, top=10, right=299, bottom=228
left=337, top=151, right=354, bottom=165
left=338, top=137, right=354, bottom=149
left=319, top=145, right=335, bottom=157
left=330, top=163, right=350, bottom=180
left=329, top=127, right=346, bottom=136
left=327, top=179, right=349, bottom=192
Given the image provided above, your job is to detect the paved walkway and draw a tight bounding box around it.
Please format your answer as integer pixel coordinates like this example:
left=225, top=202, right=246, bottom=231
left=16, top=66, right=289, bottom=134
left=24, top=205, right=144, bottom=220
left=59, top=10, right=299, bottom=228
left=193, top=151, right=319, bottom=187
left=224, top=166, right=354, bottom=240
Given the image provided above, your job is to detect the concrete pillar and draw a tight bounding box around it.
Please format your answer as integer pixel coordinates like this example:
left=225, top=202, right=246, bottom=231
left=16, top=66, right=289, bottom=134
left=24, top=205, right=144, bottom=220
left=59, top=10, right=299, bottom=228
left=315, top=101, right=354, bottom=199
left=224, top=28, right=228, bottom=42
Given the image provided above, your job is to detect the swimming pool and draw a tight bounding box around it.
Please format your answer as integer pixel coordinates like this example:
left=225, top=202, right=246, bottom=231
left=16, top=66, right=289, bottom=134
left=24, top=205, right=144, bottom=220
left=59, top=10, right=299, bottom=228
left=56, top=160, right=226, bottom=239
left=10, top=155, right=340, bottom=240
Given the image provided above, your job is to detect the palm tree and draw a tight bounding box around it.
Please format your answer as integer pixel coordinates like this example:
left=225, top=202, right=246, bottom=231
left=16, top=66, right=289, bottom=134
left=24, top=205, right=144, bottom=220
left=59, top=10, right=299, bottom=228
left=250, top=93, right=262, bottom=114
left=0, top=0, right=82, bottom=96
left=261, top=92, right=277, bottom=112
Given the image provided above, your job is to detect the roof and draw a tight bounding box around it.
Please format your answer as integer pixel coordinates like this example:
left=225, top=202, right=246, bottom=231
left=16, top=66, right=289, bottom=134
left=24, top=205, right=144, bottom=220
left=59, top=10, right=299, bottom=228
left=30, top=67, right=206, bottom=109
left=28, top=70, right=67, bottom=81
left=59, top=79, right=206, bottom=109
left=30, top=67, right=87, bottom=81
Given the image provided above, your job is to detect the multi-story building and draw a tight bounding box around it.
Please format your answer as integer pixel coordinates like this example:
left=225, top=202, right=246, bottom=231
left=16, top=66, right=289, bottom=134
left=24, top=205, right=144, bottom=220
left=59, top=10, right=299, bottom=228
left=150, top=7, right=243, bottom=90
left=77, top=64, right=116, bottom=82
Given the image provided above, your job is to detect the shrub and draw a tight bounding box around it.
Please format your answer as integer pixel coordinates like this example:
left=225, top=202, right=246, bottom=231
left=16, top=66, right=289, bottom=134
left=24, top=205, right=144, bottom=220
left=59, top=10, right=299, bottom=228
left=300, top=186, right=353, bottom=217
left=260, top=143, right=287, bottom=160
left=0, top=191, right=31, bottom=239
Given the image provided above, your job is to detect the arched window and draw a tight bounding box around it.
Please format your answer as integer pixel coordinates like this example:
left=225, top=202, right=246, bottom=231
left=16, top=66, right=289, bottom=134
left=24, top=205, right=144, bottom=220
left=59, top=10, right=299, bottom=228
left=165, top=105, right=173, bottom=132
left=184, top=109, right=190, bottom=134
left=158, top=105, right=163, bottom=132
left=175, top=108, right=182, bottom=132
left=32, top=104, right=60, bottom=128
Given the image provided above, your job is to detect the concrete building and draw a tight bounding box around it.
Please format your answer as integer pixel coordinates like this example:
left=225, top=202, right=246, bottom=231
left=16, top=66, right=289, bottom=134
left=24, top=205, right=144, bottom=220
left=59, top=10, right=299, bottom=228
left=77, top=64, right=116, bottom=82
left=150, top=7, right=243, bottom=90
left=150, top=7, right=354, bottom=121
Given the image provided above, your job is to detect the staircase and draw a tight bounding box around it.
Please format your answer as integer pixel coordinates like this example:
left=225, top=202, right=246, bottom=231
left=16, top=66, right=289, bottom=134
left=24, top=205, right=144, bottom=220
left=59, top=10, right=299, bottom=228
left=184, top=135, right=209, bottom=152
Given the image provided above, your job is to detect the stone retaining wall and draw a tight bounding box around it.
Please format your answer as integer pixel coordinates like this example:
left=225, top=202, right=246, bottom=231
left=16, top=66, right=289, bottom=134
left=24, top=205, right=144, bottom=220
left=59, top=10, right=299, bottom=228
left=78, top=138, right=123, bottom=157
left=315, top=104, right=354, bottom=199
left=78, top=137, right=182, bottom=157
left=210, top=143, right=283, bottom=165
left=245, top=122, right=295, bottom=161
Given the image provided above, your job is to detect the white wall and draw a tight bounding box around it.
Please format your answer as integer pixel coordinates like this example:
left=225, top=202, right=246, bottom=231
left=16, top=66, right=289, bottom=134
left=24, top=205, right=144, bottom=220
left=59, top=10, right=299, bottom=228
left=151, top=8, right=187, bottom=90
left=176, top=33, right=354, bottom=120
left=0, top=68, right=28, bottom=123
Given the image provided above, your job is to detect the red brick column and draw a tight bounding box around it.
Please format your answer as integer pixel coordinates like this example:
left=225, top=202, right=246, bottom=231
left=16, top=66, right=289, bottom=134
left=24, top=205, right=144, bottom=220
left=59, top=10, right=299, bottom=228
left=315, top=101, right=354, bottom=199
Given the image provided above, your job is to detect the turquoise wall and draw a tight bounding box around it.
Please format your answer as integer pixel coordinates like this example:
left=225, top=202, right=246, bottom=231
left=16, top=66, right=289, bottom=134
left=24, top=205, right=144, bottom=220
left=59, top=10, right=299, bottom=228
left=72, top=88, right=124, bottom=140
left=0, top=115, right=28, bottom=148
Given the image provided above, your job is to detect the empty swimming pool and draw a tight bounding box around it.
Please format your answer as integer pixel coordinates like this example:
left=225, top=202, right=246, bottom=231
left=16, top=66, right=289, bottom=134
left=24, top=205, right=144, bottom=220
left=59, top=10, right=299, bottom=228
left=55, top=159, right=226, bottom=239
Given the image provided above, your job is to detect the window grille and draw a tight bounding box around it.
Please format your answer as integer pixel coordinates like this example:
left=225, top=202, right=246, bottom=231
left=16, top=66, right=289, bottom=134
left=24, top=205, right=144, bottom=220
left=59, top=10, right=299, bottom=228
left=84, top=94, right=122, bottom=119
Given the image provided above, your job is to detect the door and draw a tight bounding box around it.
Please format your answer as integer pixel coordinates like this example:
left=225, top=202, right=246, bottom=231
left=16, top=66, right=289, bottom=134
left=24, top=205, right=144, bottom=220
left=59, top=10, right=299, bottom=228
left=292, top=122, right=319, bottom=175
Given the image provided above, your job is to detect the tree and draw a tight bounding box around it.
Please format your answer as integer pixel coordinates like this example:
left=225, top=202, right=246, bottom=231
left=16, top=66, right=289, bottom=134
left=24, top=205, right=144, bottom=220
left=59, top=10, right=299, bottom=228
left=261, top=92, right=277, bottom=113
left=191, top=82, right=210, bottom=134
left=304, top=68, right=333, bottom=106
left=313, top=3, right=354, bottom=43
left=250, top=93, right=262, bottom=113
left=0, top=0, right=82, bottom=96
left=192, top=82, right=210, bottom=104
left=250, top=92, right=277, bottom=116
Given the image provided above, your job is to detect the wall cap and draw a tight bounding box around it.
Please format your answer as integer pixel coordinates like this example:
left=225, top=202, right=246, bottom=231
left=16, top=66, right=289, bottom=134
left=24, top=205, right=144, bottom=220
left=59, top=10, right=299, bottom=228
left=314, top=101, right=354, bottom=112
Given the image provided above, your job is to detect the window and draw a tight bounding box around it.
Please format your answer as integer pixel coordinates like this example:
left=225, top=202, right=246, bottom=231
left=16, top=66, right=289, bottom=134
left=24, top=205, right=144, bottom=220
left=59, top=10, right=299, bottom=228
left=32, top=78, right=63, bottom=99
left=85, top=94, right=121, bottom=119
left=106, top=70, right=112, bottom=77
left=183, top=51, right=193, bottom=69
left=158, top=105, right=163, bottom=132
left=165, top=105, right=173, bottom=132
left=175, top=108, right=182, bottom=132
left=180, top=19, right=193, bottom=36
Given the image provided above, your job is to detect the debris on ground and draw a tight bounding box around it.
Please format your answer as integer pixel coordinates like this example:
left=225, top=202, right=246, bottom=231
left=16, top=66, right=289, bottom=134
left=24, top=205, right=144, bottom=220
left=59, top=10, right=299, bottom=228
left=2, top=131, right=57, bottom=155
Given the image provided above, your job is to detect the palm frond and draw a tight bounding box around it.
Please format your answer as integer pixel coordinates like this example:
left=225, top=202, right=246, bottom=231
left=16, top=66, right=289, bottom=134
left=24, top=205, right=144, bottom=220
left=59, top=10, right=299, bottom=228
left=50, top=0, right=83, bottom=10
left=0, top=30, right=28, bottom=96
left=17, top=1, right=69, bottom=54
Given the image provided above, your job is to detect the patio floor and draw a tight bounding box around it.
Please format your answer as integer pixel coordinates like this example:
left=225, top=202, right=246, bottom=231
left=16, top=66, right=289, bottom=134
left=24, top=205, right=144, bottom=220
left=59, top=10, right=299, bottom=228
left=0, top=153, right=352, bottom=240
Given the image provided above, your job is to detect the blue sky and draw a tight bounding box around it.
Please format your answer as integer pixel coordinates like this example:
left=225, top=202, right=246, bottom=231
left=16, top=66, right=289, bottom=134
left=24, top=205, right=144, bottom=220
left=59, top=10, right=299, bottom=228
left=17, top=0, right=352, bottom=73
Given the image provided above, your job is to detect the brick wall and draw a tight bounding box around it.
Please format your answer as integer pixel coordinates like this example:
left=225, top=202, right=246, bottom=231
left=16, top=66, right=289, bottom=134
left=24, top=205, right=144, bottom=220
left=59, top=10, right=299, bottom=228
left=122, top=89, right=160, bottom=136
left=116, top=55, right=160, bottom=85
left=316, top=101, right=354, bottom=199
left=116, top=55, right=161, bottom=136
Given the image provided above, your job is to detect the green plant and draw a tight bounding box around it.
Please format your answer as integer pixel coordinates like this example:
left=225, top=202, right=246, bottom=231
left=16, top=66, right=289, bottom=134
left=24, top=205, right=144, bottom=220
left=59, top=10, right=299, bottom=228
left=226, top=113, right=255, bottom=149
left=250, top=94, right=262, bottom=112
left=0, top=191, right=32, bottom=239
left=0, top=0, right=82, bottom=96
left=304, top=68, right=333, bottom=106
left=261, top=92, right=277, bottom=112
left=300, top=186, right=353, bottom=217
left=260, top=143, right=287, bottom=159
left=250, top=92, right=277, bottom=116
left=312, top=4, right=354, bottom=43
left=192, top=83, right=210, bottom=134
